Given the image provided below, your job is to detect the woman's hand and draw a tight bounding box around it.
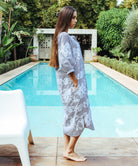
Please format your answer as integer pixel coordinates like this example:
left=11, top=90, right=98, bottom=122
left=73, top=80, right=78, bottom=90
left=68, top=72, right=78, bottom=90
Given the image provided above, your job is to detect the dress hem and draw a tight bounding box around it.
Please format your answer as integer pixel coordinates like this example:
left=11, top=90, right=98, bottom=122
left=63, top=126, right=94, bottom=137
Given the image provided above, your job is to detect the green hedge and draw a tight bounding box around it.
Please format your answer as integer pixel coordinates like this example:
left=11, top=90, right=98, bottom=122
left=0, top=57, right=31, bottom=75
left=98, top=56, right=138, bottom=80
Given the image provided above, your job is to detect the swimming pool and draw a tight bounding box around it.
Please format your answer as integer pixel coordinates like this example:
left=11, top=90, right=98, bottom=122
left=0, top=63, right=138, bottom=137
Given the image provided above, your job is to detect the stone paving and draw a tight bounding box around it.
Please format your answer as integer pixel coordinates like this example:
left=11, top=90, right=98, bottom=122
left=0, top=137, right=138, bottom=166
left=0, top=62, right=138, bottom=166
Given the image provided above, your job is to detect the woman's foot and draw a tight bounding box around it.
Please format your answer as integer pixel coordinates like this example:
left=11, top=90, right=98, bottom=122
left=63, top=152, right=87, bottom=161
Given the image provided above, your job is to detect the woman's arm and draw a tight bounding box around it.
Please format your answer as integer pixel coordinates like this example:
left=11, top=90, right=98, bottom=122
left=68, top=72, right=78, bottom=90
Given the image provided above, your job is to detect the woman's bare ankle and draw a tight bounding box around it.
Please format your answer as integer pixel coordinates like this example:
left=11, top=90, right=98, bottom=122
left=63, top=149, right=73, bottom=155
left=67, top=149, right=74, bottom=154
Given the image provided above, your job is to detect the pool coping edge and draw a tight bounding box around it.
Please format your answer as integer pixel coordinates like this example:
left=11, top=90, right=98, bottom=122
left=0, top=62, right=40, bottom=85
left=91, top=62, right=138, bottom=95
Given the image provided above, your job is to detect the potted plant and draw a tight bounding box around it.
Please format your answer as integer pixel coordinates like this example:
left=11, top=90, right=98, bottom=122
left=91, top=47, right=102, bottom=62
left=24, top=28, right=37, bottom=61
left=28, top=46, right=38, bottom=62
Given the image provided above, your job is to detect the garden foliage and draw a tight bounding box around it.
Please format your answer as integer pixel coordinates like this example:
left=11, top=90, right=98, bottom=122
left=0, top=57, right=31, bottom=74
left=0, top=22, right=22, bottom=63
left=42, top=3, right=58, bottom=28
left=121, top=8, right=138, bottom=60
left=0, top=0, right=118, bottom=62
left=96, top=8, right=129, bottom=52
left=16, top=0, right=118, bottom=29
left=120, top=0, right=138, bottom=9
left=98, top=56, right=138, bottom=80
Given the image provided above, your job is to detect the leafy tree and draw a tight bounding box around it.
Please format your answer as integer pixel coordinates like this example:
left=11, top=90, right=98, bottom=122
left=70, top=0, right=118, bottom=29
left=121, top=0, right=138, bottom=9
left=42, top=3, right=58, bottom=28
left=121, top=9, right=138, bottom=60
left=96, top=8, right=129, bottom=55
left=16, top=0, right=46, bottom=30
left=58, top=0, right=71, bottom=7
left=77, top=0, right=117, bottom=28
left=42, top=0, right=118, bottom=29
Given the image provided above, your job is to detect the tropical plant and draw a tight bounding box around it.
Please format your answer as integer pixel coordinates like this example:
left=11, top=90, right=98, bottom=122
left=121, top=8, right=138, bottom=60
left=28, top=46, right=37, bottom=56
left=133, top=56, right=138, bottom=63
left=121, top=50, right=131, bottom=62
left=0, top=0, right=28, bottom=61
left=92, top=47, right=102, bottom=55
left=0, top=0, right=8, bottom=47
left=0, top=22, right=22, bottom=63
left=0, top=0, right=27, bottom=30
left=24, top=27, right=37, bottom=57
left=7, top=0, right=27, bottom=30
left=109, top=45, right=123, bottom=61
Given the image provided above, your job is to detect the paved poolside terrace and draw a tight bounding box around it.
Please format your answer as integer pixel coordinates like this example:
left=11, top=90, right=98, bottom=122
left=0, top=62, right=138, bottom=166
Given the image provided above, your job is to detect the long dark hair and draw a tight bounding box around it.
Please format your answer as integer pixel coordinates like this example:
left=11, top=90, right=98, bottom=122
left=49, top=6, right=76, bottom=68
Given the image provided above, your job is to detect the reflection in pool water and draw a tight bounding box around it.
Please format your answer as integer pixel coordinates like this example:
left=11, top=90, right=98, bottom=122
left=0, top=63, right=138, bottom=137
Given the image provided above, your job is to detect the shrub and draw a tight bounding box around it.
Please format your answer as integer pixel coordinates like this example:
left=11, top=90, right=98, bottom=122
left=133, top=68, right=138, bottom=80
left=125, top=65, right=134, bottom=78
left=96, top=8, right=129, bottom=52
left=120, top=62, right=128, bottom=74
left=121, top=9, right=138, bottom=59
left=98, top=56, right=138, bottom=80
left=16, top=59, right=21, bottom=67
left=5, top=63, right=10, bottom=72
left=116, top=61, right=123, bottom=73
left=14, top=61, right=18, bottom=68
left=112, top=59, right=119, bottom=70
left=0, top=63, right=6, bottom=74
left=109, top=59, right=116, bottom=69
left=104, top=58, right=111, bottom=67
left=7, top=62, right=15, bottom=70
left=0, top=57, right=31, bottom=75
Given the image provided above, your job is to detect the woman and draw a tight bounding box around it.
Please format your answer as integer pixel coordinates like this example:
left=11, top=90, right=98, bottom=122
left=49, top=6, right=94, bottom=162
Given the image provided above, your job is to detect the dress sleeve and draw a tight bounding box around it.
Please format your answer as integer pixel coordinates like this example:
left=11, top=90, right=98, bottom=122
left=58, top=32, right=75, bottom=75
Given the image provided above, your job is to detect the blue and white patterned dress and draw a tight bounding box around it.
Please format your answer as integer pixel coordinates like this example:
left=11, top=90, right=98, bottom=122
left=56, top=32, right=94, bottom=137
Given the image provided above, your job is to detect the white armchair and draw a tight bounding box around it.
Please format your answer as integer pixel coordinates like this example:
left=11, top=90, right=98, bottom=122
left=0, top=89, right=34, bottom=166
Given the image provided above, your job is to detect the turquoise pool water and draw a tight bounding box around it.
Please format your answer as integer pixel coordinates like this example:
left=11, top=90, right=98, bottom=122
left=0, top=63, right=138, bottom=137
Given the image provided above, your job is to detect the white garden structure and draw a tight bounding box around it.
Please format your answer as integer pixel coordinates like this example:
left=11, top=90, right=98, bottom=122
left=33, top=28, right=97, bottom=61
